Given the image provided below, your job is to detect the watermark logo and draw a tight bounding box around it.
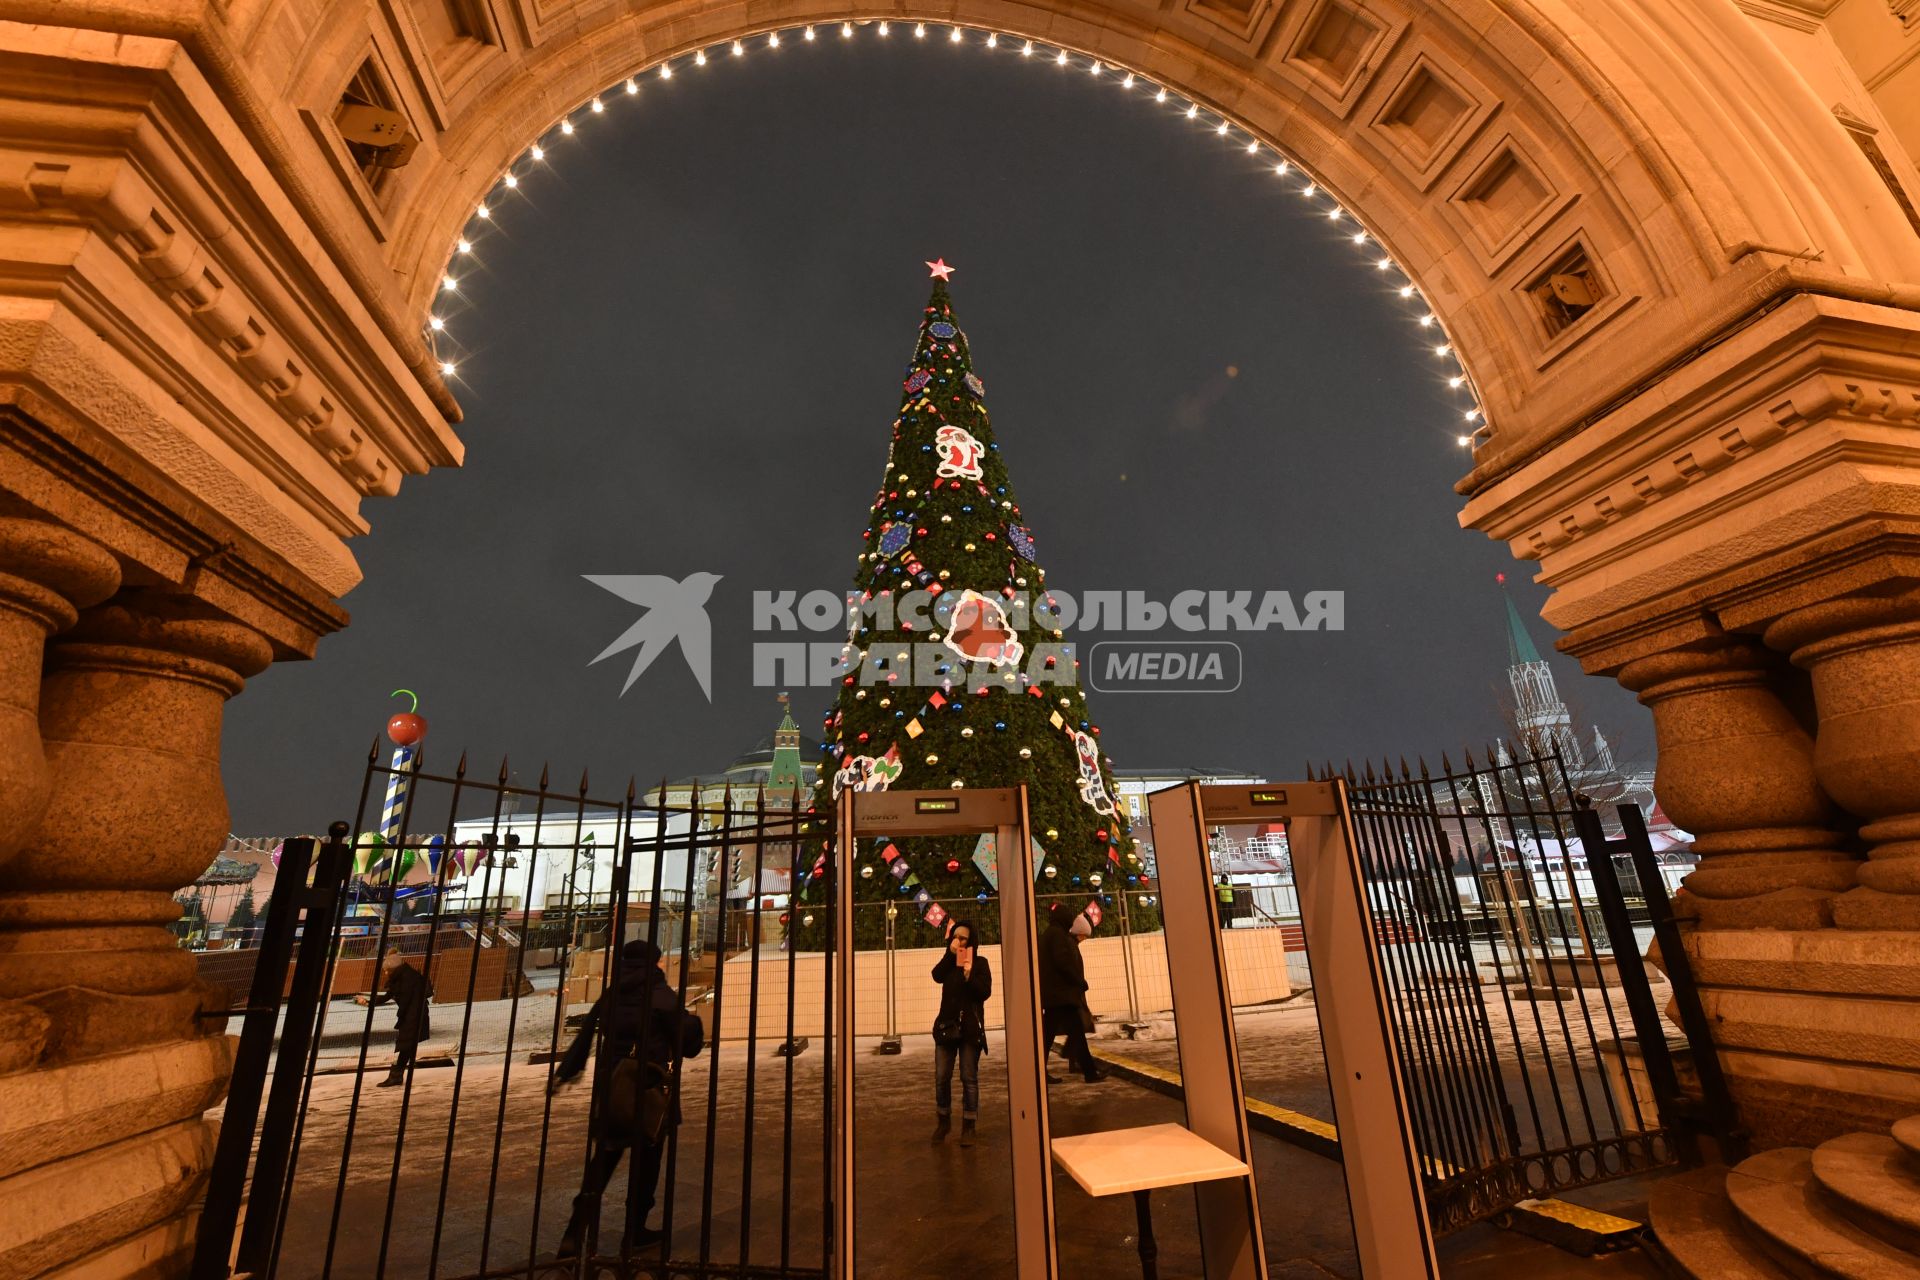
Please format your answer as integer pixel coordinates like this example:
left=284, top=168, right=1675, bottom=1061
left=1088, top=641, right=1243, bottom=693
left=585, top=572, right=722, bottom=699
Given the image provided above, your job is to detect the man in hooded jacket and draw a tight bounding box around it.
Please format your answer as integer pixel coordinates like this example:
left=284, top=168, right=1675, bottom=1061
left=552, top=938, right=705, bottom=1257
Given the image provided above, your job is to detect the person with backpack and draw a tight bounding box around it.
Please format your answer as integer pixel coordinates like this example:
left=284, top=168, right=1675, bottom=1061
left=551, top=938, right=704, bottom=1258
left=930, top=918, right=992, bottom=1147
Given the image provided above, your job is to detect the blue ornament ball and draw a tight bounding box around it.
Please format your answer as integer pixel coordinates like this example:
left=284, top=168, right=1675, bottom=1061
left=976, top=892, right=989, bottom=902
left=1071, top=875, right=1082, bottom=886
left=994, top=721, right=1006, bottom=730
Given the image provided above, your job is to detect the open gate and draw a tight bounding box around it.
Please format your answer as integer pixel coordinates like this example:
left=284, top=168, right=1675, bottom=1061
left=195, top=744, right=1734, bottom=1280
left=195, top=748, right=828, bottom=1280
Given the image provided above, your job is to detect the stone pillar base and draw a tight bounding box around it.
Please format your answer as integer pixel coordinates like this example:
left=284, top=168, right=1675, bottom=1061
left=0, top=1037, right=233, bottom=1278
left=1678, top=928, right=1920, bottom=1146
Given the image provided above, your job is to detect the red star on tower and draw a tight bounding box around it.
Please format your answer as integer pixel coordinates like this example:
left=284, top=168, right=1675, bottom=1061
left=925, top=258, right=956, bottom=281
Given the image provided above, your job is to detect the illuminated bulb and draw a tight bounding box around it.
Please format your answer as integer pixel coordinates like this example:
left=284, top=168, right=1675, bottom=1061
left=503, top=173, right=519, bottom=188
left=1419, top=314, right=1437, bottom=327
left=987, top=32, right=997, bottom=46
left=1433, top=343, right=1451, bottom=356
left=1274, top=160, right=1290, bottom=176
left=1327, top=207, right=1343, bottom=220
left=1352, top=231, right=1368, bottom=244
left=733, top=39, right=744, bottom=54
left=1399, top=284, right=1416, bottom=298
left=428, top=316, right=446, bottom=331
left=625, top=78, right=638, bottom=93
left=1155, top=87, right=1168, bottom=103
left=1185, top=104, right=1198, bottom=120
left=696, top=49, right=708, bottom=65
left=914, top=22, right=925, bottom=37
left=950, top=25, right=962, bottom=41
left=842, top=21, right=853, bottom=36
left=590, top=97, right=604, bottom=113
left=441, top=276, right=458, bottom=292
left=531, top=145, right=545, bottom=160
left=560, top=119, right=574, bottom=134
left=879, top=21, right=890, bottom=35
left=475, top=204, right=491, bottom=219
left=1456, top=435, right=1472, bottom=447
left=1123, top=73, right=1135, bottom=88
left=456, top=239, right=473, bottom=254
left=805, top=25, right=816, bottom=40
left=1215, top=121, right=1228, bottom=136
left=1091, top=61, right=1102, bottom=75
left=1302, top=183, right=1316, bottom=197
left=660, top=63, right=673, bottom=77
left=1448, top=375, right=1466, bottom=388
left=1246, top=140, right=1259, bottom=154
left=1464, top=407, right=1482, bottom=421
left=1021, top=40, right=1033, bottom=56
left=1376, top=257, right=1392, bottom=270
left=1055, top=49, right=1068, bottom=65
left=439, top=361, right=457, bottom=376
left=768, top=31, right=779, bottom=46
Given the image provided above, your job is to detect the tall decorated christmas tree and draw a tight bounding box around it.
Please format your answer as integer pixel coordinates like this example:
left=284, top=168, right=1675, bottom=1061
left=792, top=262, right=1158, bottom=949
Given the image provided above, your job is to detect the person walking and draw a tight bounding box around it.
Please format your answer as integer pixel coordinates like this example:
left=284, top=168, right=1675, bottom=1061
left=1038, top=903, right=1106, bottom=1083
left=377, top=952, right=432, bottom=1087
left=931, top=918, right=992, bottom=1147
left=551, top=939, right=705, bottom=1259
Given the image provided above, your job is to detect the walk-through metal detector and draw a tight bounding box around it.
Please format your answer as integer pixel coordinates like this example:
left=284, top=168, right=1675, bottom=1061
left=1149, top=780, right=1441, bottom=1279
left=834, top=786, right=1057, bottom=1279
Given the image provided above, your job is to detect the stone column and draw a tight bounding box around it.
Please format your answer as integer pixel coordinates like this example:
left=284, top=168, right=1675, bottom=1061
left=1767, top=587, right=1920, bottom=931
left=1617, top=639, right=1854, bottom=931
left=0, top=516, right=120, bottom=1073
left=0, top=587, right=270, bottom=1276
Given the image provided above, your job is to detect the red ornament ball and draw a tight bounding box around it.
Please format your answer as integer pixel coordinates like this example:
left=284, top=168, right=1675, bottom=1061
left=387, top=712, right=427, bottom=747
left=946, top=859, right=961, bottom=872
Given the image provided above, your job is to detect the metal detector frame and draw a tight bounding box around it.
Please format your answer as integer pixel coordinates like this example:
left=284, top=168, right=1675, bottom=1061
left=834, top=786, right=1056, bottom=1279
left=1148, top=779, right=1440, bottom=1280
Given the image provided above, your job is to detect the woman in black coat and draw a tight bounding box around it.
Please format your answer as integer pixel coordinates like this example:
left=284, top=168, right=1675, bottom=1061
left=930, top=918, right=992, bottom=1147
left=378, top=953, right=432, bottom=1087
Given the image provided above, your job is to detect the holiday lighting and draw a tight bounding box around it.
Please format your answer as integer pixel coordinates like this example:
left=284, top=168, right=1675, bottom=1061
left=438, top=22, right=1484, bottom=448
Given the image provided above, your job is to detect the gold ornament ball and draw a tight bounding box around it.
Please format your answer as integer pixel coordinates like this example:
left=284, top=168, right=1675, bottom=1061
left=1044, top=865, right=1057, bottom=878
left=803, top=914, right=815, bottom=927
left=960, top=727, right=974, bottom=739
left=861, top=866, right=874, bottom=879
left=1046, top=828, right=1059, bottom=840
left=1058, top=697, right=1071, bottom=708
left=906, top=488, right=918, bottom=498
left=879, top=697, right=892, bottom=708
left=938, top=569, right=950, bottom=580
left=950, top=780, right=965, bottom=789
left=964, top=542, right=976, bottom=552
left=1019, top=747, right=1032, bottom=759
left=926, top=753, right=940, bottom=765
left=941, top=514, right=953, bottom=524
left=1089, top=873, right=1103, bottom=887
left=897, top=473, right=908, bottom=482
left=855, top=690, right=868, bottom=700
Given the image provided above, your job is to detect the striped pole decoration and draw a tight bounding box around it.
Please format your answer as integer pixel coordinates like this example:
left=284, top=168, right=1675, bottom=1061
left=379, top=743, right=418, bottom=847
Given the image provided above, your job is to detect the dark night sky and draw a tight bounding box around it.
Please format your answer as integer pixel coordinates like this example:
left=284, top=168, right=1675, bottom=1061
left=221, top=36, right=1652, bottom=833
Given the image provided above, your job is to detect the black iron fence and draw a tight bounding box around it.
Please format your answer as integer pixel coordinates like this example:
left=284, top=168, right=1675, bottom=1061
left=1321, top=748, right=1733, bottom=1231
left=194, top=750, right=831, bottom=1280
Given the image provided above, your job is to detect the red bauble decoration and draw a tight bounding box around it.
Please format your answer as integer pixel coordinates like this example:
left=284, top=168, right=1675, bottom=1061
left=387, top=712, right=427, bottom=747
left=946, top=859, right=961, bottom=872
left=1096, top=829, right=1109, bottom=842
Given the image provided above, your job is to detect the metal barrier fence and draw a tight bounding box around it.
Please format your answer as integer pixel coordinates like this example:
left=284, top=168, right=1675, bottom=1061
left=1320, top=748, right=1728, bottom=1230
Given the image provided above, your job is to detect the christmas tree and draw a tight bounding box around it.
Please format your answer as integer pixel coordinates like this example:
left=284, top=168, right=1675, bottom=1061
left=792, top=262, right=1158, bottom=949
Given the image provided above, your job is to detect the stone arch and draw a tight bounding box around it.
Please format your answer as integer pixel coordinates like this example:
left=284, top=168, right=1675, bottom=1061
left=253, top=0, right=1920, bottom=497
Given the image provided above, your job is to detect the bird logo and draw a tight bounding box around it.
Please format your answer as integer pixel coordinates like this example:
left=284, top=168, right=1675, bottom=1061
left=584, top=572, right=723, bottom=700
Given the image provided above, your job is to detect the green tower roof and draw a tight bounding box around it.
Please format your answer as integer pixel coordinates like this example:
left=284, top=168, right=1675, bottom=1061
left=1503, top=588, right=1543, bottom=666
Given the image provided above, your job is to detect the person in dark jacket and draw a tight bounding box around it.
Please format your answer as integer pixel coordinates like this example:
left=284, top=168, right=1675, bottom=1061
left=552, top=938, right=705, bottom=1258
left=377, top=953, right=432, bottom=1087
left=1038, top=904, right=1105, bottom=1084
left=930, top=918, right=992, bottom=1147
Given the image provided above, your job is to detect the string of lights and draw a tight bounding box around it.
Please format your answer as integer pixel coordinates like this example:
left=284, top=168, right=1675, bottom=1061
left=425, top=21, right=1489, bottom=449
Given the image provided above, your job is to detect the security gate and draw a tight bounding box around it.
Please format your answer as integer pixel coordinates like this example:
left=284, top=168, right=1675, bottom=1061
left=195, top=749, right=827, bottom=1280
